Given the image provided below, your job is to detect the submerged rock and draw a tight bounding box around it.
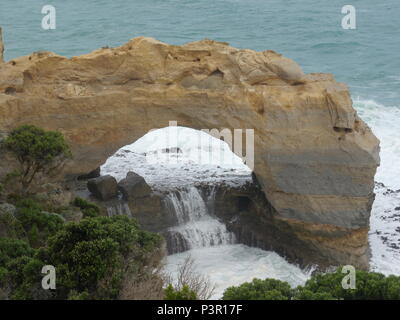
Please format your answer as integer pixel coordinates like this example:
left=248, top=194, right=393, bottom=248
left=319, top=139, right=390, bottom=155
left=87, top=175, right=118, bottom=200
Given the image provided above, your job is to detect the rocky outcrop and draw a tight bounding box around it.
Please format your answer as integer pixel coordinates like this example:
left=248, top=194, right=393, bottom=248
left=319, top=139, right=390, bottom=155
left=87, top=175, right=118, bottom=200
left=210, top=179, right=368, bottom=269
left=118, top=172, right=152, bottom=200
left=0, top=36, right=380, bottom=268
left=78, top=167, right=101, bottom=180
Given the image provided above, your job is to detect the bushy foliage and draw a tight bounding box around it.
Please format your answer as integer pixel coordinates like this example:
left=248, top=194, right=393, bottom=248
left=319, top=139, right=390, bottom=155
left=0, top=210, right=25, bottom=239
left=73, top=197, right=101, bottom=218
left=223, top=278, right=293, bottom=300
left=0, top=197, right=162, bottom=300
left=0, top=238, right=47, bottom=300
left=0, top=238, right=34, bottom=267
left=164, top=284, right=198, bottom=300
left=222, top=268, right=400, bottom=300
left=295, top=269, right=400, bottom=300
left=0, top=125, right=165, bottom=300
left=5, top=255, right=49, bottom=300
left=2, top=125, right=71, bottom=192
left=14, top=198, right=64, bottom=247
left=37, top=215, right=162, bottom=299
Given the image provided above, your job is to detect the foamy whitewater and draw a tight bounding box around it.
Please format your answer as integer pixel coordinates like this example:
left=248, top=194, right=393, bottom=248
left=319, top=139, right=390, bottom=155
left=355, top=99, right=400, bottom=276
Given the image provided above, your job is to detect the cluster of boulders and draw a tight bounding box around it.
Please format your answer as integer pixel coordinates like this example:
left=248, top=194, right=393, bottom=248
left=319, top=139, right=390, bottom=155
left=87, top=171, right=152, bottom=201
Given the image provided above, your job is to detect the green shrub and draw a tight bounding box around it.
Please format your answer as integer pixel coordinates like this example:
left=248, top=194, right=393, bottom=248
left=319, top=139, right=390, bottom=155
left=40, top=215, right=162, bottom=299
left=222, top=278, right=293, bottom=300
left=164, top=284, right=197, bottom=300
left=14, top=198, right=64, bottom=247
left=2, top=125, right=71, bottom=192
left=0, top=210, right=25, bottom=239
left=6, top=255, right=49, bottom=300
left=73, top=197, right=100, bottom=218
left=0, top=195, right=162, bottom=300
left=221, top=268, right=400, bottom=300
left=0, top=238, right=34, bottom=268
left=294, top=269, right=400, bottom=300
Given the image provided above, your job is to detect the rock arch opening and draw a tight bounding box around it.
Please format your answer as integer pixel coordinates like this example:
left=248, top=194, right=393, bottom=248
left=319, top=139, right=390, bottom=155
left=98, top=126, right=256, bottom=252
left=90, top=125, right=312, bottom=298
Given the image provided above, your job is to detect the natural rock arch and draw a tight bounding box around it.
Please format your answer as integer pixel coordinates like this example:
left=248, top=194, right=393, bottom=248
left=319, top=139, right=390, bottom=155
left=0, top=37, right=379, bottom=268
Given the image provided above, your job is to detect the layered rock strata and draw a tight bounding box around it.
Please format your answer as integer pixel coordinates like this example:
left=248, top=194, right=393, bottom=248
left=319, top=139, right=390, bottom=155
left=0, top=36, right=380, bottom=268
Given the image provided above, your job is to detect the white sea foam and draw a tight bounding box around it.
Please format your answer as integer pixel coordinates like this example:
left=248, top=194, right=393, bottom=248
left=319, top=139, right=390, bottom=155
left=369, top=184, right=400, bottom=275
left=355, top=99, right=400, bottom=276
left=354, top=99, right=400, bottom=190
left=164, top=245, right=314, bottom=299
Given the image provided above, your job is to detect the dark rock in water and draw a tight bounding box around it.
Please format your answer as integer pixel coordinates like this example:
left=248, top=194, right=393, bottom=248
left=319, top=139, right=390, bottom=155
left=163, top=230, right=190, bottom=254
left=395, top=207, right=400, bottom=211
left=128, top=194, right=177, bottom=232
left=87, top=175, right=118, bottom=200
left=118, top=171, right=151, bottom=200
left=78, top=167, right=101, bottom=180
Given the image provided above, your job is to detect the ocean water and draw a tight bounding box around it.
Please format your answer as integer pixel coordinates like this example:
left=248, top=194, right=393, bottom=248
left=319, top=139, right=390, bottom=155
left=2, top=0, right=400, bottom=295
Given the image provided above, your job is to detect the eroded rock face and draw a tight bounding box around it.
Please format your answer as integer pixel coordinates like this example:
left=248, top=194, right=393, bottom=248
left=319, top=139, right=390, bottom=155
left=0, top=36, right=380, bottom=268
left=87, top=175, right=118, bottom=200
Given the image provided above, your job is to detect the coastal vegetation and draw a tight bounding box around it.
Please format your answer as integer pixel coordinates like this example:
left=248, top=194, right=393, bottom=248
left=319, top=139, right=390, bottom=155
left=0, top=125, right=164, bottom=299
left=0, top=125, right=399, bottom=300
left=222, top=270, right=400, bottom=300
left=2, top=125, right=71, bottom=193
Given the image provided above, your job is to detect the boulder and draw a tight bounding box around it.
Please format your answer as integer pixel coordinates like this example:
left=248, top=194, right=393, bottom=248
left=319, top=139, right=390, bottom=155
left=87, top=175, right=118, bottom=200
left=118, top=172, right=152, bottom=200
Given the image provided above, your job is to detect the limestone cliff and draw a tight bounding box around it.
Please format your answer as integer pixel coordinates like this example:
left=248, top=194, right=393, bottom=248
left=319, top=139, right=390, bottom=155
left=0, top=36, right=380, bottom=268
